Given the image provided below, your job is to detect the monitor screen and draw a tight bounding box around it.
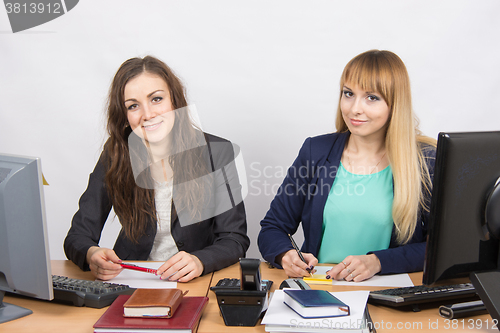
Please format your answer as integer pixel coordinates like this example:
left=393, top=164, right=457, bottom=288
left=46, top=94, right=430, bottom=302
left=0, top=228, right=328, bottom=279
left=0, top=154, right=53, bottom=323
left=423, top=131, right=500, bottom=285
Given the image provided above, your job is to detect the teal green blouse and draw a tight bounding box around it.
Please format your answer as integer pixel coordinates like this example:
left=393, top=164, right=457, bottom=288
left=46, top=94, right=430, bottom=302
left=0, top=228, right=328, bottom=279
left=317, top=162, right=394, bottom=263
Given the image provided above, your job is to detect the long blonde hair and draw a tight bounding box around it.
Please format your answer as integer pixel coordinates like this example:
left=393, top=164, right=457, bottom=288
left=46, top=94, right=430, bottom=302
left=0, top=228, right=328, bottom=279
left=335, top=50, right=436, bottom=244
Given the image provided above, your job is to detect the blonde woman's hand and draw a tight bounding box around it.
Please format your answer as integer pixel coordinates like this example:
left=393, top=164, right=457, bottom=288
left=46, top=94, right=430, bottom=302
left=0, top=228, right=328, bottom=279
left=157, top=251, right=204, bottom=283
left=326, top=254, right=381, bottom=282
left=278, top=249, right=318, bottom=278
left=86, top=246, right=123, bottom=280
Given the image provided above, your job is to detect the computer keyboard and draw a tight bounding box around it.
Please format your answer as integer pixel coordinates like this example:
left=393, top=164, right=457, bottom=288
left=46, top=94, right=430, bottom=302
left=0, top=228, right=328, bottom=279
left=210, top=278, right=273, bottom=291
left=369, top=283, right=477, bottom=307
left=52, top=275, right=135, bottom=308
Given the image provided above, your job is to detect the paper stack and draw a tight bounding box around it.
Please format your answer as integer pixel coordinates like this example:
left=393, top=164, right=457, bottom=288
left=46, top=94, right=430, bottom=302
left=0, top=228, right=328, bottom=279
left=262, top=290, right=371, bottom=333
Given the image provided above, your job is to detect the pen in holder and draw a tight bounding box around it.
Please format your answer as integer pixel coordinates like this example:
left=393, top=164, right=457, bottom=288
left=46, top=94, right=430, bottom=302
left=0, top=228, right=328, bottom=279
left=213, top=258, right=270, bottom=326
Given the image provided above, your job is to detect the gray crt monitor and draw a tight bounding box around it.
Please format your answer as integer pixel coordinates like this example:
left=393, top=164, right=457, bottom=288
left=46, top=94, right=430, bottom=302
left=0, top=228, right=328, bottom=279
left=0, top=154, right=53, bottom=323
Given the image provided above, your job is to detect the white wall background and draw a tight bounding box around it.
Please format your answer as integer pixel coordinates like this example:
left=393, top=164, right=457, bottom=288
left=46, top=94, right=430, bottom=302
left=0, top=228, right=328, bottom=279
left=1, top=0, right=499, bottom=261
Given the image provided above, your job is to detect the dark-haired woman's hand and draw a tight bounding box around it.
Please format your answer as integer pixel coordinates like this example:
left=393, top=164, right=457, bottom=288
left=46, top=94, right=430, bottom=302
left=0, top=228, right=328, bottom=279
left=157, top=251, right=204, bottom=283
left=86, top=246, right=123, bottom=280
left=326, top=254, right=381, bottom=282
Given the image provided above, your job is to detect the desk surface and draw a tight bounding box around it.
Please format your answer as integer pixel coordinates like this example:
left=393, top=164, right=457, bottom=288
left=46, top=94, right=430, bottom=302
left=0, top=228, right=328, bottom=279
left=1, top=260, right=213, bottom=333
left=1, top=261, right=497, bottom=333
left=199, top=263, right=498, bottom=333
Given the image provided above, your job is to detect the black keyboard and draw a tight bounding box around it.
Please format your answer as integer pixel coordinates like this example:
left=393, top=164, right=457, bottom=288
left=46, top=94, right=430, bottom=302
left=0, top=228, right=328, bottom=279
left=210, top=278, right=273, bottom=291
left=52, top=275, right=135, bottom=308
left=369, top=283, right=477, bottom=307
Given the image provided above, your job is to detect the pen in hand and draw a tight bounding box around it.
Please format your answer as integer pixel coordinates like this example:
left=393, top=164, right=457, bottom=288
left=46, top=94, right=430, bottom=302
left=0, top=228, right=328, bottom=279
left=120, top=263, right=158, bottom=275
left=287, top=234, right=313, bottom=277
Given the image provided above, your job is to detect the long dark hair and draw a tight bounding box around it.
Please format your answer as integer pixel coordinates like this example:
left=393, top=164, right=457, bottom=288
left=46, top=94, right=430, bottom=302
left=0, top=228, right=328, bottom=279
left=104, top=56, right=207, bottom=243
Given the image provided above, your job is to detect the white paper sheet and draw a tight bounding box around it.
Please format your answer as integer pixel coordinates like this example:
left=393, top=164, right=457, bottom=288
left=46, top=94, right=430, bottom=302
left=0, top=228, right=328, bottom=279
left=103, top=261, right=177, bottom=289
left=309, top=266, right=414, bottom=287
left=262, top=290, right=370, bottom=329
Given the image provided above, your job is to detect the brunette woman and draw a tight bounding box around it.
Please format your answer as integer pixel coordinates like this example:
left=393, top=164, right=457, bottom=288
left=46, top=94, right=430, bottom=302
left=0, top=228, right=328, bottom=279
left=65, top=56, right=249, bottom=282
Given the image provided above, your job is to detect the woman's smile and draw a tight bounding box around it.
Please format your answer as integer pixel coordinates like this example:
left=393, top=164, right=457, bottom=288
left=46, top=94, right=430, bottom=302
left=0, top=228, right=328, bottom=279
left=143, top=120, right=163, bottom=131
left=349, top=119, right=367, bottom=126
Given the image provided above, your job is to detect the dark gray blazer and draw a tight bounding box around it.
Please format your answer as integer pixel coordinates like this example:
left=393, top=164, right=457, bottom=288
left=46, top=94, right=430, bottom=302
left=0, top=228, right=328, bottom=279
left=64, top=133, right=250, bottom=275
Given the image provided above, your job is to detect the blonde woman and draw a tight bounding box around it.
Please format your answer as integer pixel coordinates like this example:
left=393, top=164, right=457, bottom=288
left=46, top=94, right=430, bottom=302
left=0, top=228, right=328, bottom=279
left=258, top=50, right=436, bottom=282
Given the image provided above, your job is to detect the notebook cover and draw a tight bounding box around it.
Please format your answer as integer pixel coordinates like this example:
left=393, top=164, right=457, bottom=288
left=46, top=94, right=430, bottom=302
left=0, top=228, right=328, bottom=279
left=123, top=289, right=183, bottom=318
left=94, top=295, right=208, bottom=330
left=283, top=289, right=348, bottom=307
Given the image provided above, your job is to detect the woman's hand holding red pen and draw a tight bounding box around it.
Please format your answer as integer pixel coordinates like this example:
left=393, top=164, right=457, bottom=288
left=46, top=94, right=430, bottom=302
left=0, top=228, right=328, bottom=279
left=86, top=246, right=123, bottom=280
left=86, top=247, right=204, bottom=282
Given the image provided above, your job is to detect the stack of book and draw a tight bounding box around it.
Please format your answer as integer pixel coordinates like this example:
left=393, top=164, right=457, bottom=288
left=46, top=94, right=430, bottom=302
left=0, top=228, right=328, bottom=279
left=262, top=290, right=371, bottom=333
left=93, top=289, right=208, bottom=333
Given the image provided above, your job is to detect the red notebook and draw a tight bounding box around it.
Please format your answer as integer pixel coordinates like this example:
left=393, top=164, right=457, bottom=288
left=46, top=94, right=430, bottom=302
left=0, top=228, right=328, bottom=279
left=93, top=295, right=208, bottom=333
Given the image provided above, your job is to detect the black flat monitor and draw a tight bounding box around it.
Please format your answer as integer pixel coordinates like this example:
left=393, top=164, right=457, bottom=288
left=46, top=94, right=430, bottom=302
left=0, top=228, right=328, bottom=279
left=0, top=154, right=53, bottom=323
left=423, top=131, right=500, bottom=285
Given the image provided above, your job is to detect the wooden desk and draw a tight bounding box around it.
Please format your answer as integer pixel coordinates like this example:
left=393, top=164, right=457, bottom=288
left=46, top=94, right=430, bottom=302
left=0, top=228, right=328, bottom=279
left=342, top=274, right=497, bottom=333
left=198, top=262, right=286, bottom=333
left=198, top=263, right=498, bottom=333
left=2, top=261, right=497, bottom=333
left=1, top=260, right=213, bottom=333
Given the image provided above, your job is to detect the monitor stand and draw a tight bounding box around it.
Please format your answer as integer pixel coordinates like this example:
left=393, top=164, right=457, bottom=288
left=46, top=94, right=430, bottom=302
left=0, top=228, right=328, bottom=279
left=0, top=291, right=33, bottom=324
left=470, top=271, right=500, bottom=328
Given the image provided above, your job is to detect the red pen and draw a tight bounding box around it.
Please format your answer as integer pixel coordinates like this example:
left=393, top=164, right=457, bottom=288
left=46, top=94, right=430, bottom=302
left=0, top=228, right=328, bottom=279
left=120, top=263, right=158, bottom=275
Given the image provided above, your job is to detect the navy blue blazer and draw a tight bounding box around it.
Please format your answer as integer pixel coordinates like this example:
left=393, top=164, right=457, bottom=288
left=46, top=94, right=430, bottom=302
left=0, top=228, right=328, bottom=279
left=258, top=132, right=436, bottom=274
